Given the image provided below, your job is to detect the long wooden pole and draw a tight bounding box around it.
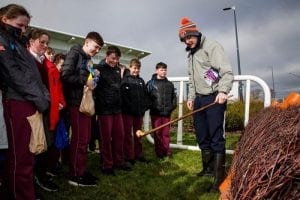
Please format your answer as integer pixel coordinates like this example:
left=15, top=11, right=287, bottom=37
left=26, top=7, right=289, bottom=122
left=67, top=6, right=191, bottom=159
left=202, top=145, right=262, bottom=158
left=136, top=101, right=217, bottom=137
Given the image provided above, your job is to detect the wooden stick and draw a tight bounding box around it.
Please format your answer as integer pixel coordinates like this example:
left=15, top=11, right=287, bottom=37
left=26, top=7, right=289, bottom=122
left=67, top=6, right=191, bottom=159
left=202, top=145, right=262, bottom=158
left=136, top=101, right=217, bottom=138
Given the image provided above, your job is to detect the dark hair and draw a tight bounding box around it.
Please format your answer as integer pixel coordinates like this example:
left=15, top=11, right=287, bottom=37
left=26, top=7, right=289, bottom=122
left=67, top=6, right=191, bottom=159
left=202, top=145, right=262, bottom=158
left=156, top=62, right=167, bottom=69
left=106, top=45, right=121, bottom=57
left=129, top=58, right=141, bottom=68
left=46, top=47, right=54, bottom=54
left=0, top=4, right=30, bottom=27
left=53, top=53, right=65, bottom=65
left=0, top=6, right=8, bottom=20
left=27, top=28, right=49, bottom=40
left=86, top=31, right=104, bottom=46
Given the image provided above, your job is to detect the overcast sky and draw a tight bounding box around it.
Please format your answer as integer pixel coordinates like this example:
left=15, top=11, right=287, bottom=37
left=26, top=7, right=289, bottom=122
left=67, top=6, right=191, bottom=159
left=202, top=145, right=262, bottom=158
left=1, top=0, right=300, bottom=99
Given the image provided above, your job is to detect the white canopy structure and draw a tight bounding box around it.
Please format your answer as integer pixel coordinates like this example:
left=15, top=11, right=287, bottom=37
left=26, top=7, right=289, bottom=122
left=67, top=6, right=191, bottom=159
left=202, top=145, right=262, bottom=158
left=30, top=25, right=151, bottom=65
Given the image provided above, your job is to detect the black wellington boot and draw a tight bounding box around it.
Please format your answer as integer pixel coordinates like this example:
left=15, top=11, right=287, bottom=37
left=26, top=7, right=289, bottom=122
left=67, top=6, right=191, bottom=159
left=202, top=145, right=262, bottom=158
left=197, top=150, right=214, bottom=176
left=209, top=153, right=225, bottom=192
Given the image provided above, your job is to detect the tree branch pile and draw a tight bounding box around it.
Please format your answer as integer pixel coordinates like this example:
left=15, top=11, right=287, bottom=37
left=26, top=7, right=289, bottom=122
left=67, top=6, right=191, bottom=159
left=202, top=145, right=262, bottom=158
left=230, top=106, right=300, bottom=200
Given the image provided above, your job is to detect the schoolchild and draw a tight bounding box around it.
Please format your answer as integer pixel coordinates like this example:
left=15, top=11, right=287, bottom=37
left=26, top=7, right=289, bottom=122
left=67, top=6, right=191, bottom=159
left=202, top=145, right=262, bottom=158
left=45, top=46, right=55, bottom=62
left=28, top=28, right=61, bottom=192
left=146, top=62, right=177, bottom=159
left=44, top=52, right=67, bottom=177
left=61, top=31, right=103, bottom=186
left=0, top=4, right=49, bottom=199
left=94, top=46, right=131, bottom=175
left=52, top=53, right=71, bottom=166
left=121, top=58, right=149, bottom=164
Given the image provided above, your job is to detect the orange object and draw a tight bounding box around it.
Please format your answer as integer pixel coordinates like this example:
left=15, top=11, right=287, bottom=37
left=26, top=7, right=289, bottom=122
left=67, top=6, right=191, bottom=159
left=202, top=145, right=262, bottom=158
left=219, top=170, right=233, bottom=200
left=280, top=92, right=300, bottom=109
left=271, top=100, right=281, bottom=107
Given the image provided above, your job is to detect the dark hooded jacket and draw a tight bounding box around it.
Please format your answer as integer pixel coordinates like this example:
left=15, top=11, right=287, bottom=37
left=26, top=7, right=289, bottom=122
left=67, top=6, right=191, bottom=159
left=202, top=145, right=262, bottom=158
left=146, top=74, right=177, bottom=116
left=0, top=24, right=49, bottom=112
left=121, top=74, right=149, bottom=116
left=94, top=62, right=122, bottom=115
left=61, top=44, right=91, bottom=106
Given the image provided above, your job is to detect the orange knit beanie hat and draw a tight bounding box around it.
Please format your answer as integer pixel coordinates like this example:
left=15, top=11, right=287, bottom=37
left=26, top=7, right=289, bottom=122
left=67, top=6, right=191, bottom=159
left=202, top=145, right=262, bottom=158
left=179, top=17, right=200, bottom=41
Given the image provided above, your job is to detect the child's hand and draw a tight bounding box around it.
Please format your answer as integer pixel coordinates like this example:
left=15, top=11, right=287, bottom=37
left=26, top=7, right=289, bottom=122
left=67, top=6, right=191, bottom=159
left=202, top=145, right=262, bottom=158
left=59, top=103, right=64, bottom=110
left=94, top=69, right=100, bottom=77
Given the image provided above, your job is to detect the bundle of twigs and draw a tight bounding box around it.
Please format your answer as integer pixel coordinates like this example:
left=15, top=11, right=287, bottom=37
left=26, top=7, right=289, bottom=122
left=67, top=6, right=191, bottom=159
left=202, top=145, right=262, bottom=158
left=230, top=106, right=300, bottom=200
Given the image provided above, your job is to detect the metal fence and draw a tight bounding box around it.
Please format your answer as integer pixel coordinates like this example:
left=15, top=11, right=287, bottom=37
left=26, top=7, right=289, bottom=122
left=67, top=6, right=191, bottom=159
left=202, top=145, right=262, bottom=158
left=143, top=75, right=271, bottom=154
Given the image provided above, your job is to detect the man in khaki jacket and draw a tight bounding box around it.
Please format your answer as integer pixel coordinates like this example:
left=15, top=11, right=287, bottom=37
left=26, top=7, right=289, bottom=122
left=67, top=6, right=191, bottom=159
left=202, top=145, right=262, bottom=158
left=179, top=17, right=234, bottom=192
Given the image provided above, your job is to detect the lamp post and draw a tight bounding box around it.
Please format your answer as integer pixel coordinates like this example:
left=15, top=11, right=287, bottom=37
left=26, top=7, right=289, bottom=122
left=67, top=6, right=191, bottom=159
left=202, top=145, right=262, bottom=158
left=223, top=6, right=243, bottom=101
left=269, top=66, right=275, bottom=99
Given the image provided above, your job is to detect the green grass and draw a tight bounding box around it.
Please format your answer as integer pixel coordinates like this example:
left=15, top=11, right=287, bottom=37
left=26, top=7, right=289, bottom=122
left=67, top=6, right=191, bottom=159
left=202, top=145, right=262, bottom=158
left=40, top=132, right=240, bottom=200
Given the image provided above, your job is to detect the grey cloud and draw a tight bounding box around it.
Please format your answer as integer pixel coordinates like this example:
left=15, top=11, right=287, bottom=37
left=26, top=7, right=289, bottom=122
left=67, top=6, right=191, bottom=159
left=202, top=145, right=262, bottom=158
left=1, top=0, right=299, bottom=99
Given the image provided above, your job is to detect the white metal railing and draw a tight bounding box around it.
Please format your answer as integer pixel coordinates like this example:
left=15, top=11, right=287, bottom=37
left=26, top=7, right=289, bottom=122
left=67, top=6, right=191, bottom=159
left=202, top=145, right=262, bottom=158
left=143, top=75, right=271, bottom=154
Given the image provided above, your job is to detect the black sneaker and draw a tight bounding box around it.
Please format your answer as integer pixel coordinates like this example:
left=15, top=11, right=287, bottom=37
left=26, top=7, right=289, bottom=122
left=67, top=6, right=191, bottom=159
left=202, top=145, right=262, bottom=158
left=83, top=171, right=99, bottom=182
left=68, top=176, right=97, bottom=187
left=35, top=176, right=58, bottom=192
left=101, top=168, right=115, bottom=176
left=136, top=157, right=149, bottom=163
left=35, top=189, right=43, bottom=200
left=115, top=163, right=132, bottom=171
left=46, top=162, right=63, bottom=177
left=125, top=159, right=136, bottom=165
left=46, top=169, right=59, bottom=177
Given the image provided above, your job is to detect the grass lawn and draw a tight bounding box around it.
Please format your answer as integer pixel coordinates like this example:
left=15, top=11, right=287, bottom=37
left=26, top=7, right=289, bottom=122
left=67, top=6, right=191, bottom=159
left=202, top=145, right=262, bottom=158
left=40, top=132, right=240, bottom=200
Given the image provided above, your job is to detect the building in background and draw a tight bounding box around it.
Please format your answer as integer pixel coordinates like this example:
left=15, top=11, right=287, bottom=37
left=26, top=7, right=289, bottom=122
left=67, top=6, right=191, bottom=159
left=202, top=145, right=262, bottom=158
left=30, top=25, right=151, bottom=65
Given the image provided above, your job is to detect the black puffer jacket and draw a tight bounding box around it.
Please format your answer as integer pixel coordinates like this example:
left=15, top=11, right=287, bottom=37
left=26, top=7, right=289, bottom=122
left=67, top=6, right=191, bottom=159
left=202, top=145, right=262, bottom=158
left=121, top=74, right=149, bottom=116
left=146, top=74, right=177, bottom=116
left=94, top=63, right=122, bottom=115
left=0, top=24, right=49, bottom=112
left=61, top=45, right=91, bottom=106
